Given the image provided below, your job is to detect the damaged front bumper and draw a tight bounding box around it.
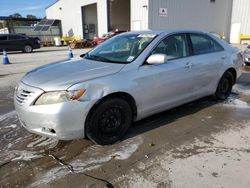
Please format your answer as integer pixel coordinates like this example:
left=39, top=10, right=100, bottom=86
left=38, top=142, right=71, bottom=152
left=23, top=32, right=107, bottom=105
left=14, top=82, right=97, bottom=140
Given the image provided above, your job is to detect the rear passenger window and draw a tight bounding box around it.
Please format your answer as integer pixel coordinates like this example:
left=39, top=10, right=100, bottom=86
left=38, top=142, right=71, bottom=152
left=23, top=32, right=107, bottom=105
left=8, top=35, right=22, bottom=40
left=152, top=34, right=189, bottom=60
left=190, top=34, right=224, bottom=55
left=0, top=36, right=7, bottom=41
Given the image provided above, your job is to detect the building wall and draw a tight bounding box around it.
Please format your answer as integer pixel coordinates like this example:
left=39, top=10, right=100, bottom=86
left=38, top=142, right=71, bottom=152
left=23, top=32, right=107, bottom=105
left=130, top=0, right=149, bottom=31
left=46, top=0, right=250, bottom=44
left=231, top=0, right=250, bottom=36
left=109, top=0, right=130, bottom=31
left=148, top=0, right=233, bottom=40
left=82, top=3, right=98, bottom=39
left=46, top=0, right=108, bottom=39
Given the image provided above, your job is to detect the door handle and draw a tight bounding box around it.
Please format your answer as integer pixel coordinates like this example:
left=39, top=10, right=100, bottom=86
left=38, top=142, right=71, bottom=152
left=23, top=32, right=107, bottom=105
left=185, top=62, right=193, bottom=68
left=221, top=55, right=226, bottom=60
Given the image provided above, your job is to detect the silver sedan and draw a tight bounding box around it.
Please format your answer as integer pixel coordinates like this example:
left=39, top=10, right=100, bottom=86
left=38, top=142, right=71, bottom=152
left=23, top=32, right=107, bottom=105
left=14, top=30, right=243, bottom=145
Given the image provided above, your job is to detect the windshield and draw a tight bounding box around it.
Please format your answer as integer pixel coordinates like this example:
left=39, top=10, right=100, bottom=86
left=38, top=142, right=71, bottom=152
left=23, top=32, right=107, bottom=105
left=85, top=33, right=157, bottom=64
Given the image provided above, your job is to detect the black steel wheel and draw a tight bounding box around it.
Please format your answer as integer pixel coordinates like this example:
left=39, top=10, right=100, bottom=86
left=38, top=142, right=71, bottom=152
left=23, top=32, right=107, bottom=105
left=215, top=71, right=234, bottom=100
left=86, top=98, right=132, bottom=145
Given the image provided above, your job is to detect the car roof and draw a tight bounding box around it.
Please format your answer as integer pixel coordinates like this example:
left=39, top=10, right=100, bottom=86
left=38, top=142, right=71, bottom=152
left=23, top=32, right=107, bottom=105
left=124, top=29, right=208, bottom=35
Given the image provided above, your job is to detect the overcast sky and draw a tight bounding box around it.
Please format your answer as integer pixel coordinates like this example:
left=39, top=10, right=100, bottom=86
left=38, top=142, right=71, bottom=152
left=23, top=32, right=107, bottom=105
left=0, top=0, right=56, bottom=18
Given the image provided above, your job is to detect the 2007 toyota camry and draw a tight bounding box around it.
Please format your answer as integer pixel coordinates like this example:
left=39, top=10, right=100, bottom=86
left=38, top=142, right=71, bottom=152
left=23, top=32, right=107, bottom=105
left=14, top=30, right=243, bottom=145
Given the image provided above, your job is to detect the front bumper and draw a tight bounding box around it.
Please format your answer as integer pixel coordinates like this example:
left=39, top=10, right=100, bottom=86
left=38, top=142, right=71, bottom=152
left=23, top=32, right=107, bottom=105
left=33, top=43, right=41, bottom=50
left=14, top=82, right=96, bottom=140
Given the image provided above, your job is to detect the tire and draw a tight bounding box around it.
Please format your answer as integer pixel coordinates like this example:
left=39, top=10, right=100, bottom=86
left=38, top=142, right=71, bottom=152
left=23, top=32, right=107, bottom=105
left=215, top=71, right=234, bottom=100
left=23, top=45, right=33, bottom=53
left=86, top=98, right=132, bottom=145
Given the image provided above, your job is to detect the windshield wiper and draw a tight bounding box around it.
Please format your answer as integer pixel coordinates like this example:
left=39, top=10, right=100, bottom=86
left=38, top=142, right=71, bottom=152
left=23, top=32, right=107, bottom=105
left=85, top=54, right=113, bottom=62
left=85, top=54, right=128, bottom=64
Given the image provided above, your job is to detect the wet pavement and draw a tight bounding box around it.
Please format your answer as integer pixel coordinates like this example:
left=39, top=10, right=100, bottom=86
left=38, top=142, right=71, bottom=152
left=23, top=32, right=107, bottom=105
left=0, top=47, right=250, bottom=188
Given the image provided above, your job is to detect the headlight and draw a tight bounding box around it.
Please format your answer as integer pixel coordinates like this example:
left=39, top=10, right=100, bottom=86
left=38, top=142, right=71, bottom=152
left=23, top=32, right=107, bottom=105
left=35, top=89, right=85, bottom=105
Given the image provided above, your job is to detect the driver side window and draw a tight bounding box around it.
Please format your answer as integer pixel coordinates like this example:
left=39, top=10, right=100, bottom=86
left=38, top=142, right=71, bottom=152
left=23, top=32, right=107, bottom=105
left=152, top=34, right=189, bottom=60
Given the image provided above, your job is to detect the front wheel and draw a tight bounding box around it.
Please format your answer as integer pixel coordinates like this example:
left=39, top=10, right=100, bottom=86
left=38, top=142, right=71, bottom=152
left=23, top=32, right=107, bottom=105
left=86, top=98, right=132, bottom=145
left=215, top=71, right=234, bottom=100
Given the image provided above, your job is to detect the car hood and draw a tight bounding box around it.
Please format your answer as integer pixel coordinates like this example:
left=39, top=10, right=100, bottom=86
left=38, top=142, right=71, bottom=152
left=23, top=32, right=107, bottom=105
left=21, top=58, right=125, bottom=91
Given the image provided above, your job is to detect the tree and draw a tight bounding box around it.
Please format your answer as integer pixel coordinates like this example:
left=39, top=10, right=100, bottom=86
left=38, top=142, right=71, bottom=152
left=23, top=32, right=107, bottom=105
left=6, top=13, right=38, bottom=28
left=9, top=13, right=22, bottom=18
left=26, top=15, right=37, bottom=19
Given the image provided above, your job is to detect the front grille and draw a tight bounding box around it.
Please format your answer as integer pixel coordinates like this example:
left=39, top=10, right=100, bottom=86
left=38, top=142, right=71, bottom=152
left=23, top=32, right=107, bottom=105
left=15, top=87, right=33, bottom=105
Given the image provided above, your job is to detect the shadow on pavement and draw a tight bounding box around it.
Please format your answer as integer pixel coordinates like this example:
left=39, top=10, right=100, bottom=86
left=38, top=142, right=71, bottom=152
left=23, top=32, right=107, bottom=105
left=238, top=68, right=250, bottom=83
left=125, top=96, right=218, bottom=140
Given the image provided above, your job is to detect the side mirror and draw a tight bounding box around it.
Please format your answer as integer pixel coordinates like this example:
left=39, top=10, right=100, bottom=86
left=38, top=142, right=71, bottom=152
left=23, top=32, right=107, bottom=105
left=146, top=54, right=168, bottom=65
left=80, top=53, right=86, bottom=58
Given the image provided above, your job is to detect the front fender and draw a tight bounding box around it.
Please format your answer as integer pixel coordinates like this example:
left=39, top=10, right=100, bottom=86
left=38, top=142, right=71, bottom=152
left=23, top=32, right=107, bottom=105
left=68, top=82, right=112, bottom=101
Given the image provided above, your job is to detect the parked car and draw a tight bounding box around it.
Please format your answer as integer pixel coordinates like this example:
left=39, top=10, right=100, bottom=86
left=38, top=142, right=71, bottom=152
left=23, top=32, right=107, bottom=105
left=93, top=30, right=126, bottom=46
left=14, top=30, right=243, bottom=145
left=0, top=34, right=40, bottom=53
left=243, top=45, right=250, bottom=66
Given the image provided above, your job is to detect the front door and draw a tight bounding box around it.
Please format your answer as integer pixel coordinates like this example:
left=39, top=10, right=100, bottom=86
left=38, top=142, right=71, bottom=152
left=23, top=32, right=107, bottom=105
left=8, top=35, right=26, bottom=51
left=0, top=35, right=9, bottom=51
left=136, top=33, right=195, bottom=116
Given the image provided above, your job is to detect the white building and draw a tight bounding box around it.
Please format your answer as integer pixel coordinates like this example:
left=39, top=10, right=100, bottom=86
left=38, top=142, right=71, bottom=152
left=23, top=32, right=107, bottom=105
left=46, top=0, right=250, bottom=43
left=230, top=0, right=250, bottom=44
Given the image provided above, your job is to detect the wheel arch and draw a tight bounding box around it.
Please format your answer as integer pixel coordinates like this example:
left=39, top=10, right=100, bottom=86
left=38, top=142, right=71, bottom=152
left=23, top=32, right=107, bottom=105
left=85, top=91, right=138, bottom=136
left=225, top=67, right=237, bottom=84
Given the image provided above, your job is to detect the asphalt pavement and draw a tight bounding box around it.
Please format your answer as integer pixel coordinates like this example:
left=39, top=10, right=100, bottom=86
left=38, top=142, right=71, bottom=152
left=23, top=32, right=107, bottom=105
left=0, top=46, right=250, bottom=188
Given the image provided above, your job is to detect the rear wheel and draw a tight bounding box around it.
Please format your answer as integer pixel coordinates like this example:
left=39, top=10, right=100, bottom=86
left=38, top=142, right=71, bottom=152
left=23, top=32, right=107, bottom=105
left=86, top=98, right=132, bottom=145
left=23, top=45, right=33, bottom=53
left=215, top=71, right=234, bottom=100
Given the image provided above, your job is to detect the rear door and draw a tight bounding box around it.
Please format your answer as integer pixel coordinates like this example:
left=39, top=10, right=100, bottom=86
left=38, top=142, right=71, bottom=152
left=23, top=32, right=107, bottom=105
left=8, top=35, right=27, bottom=51
left=188, top=33, right=226, bottom=95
